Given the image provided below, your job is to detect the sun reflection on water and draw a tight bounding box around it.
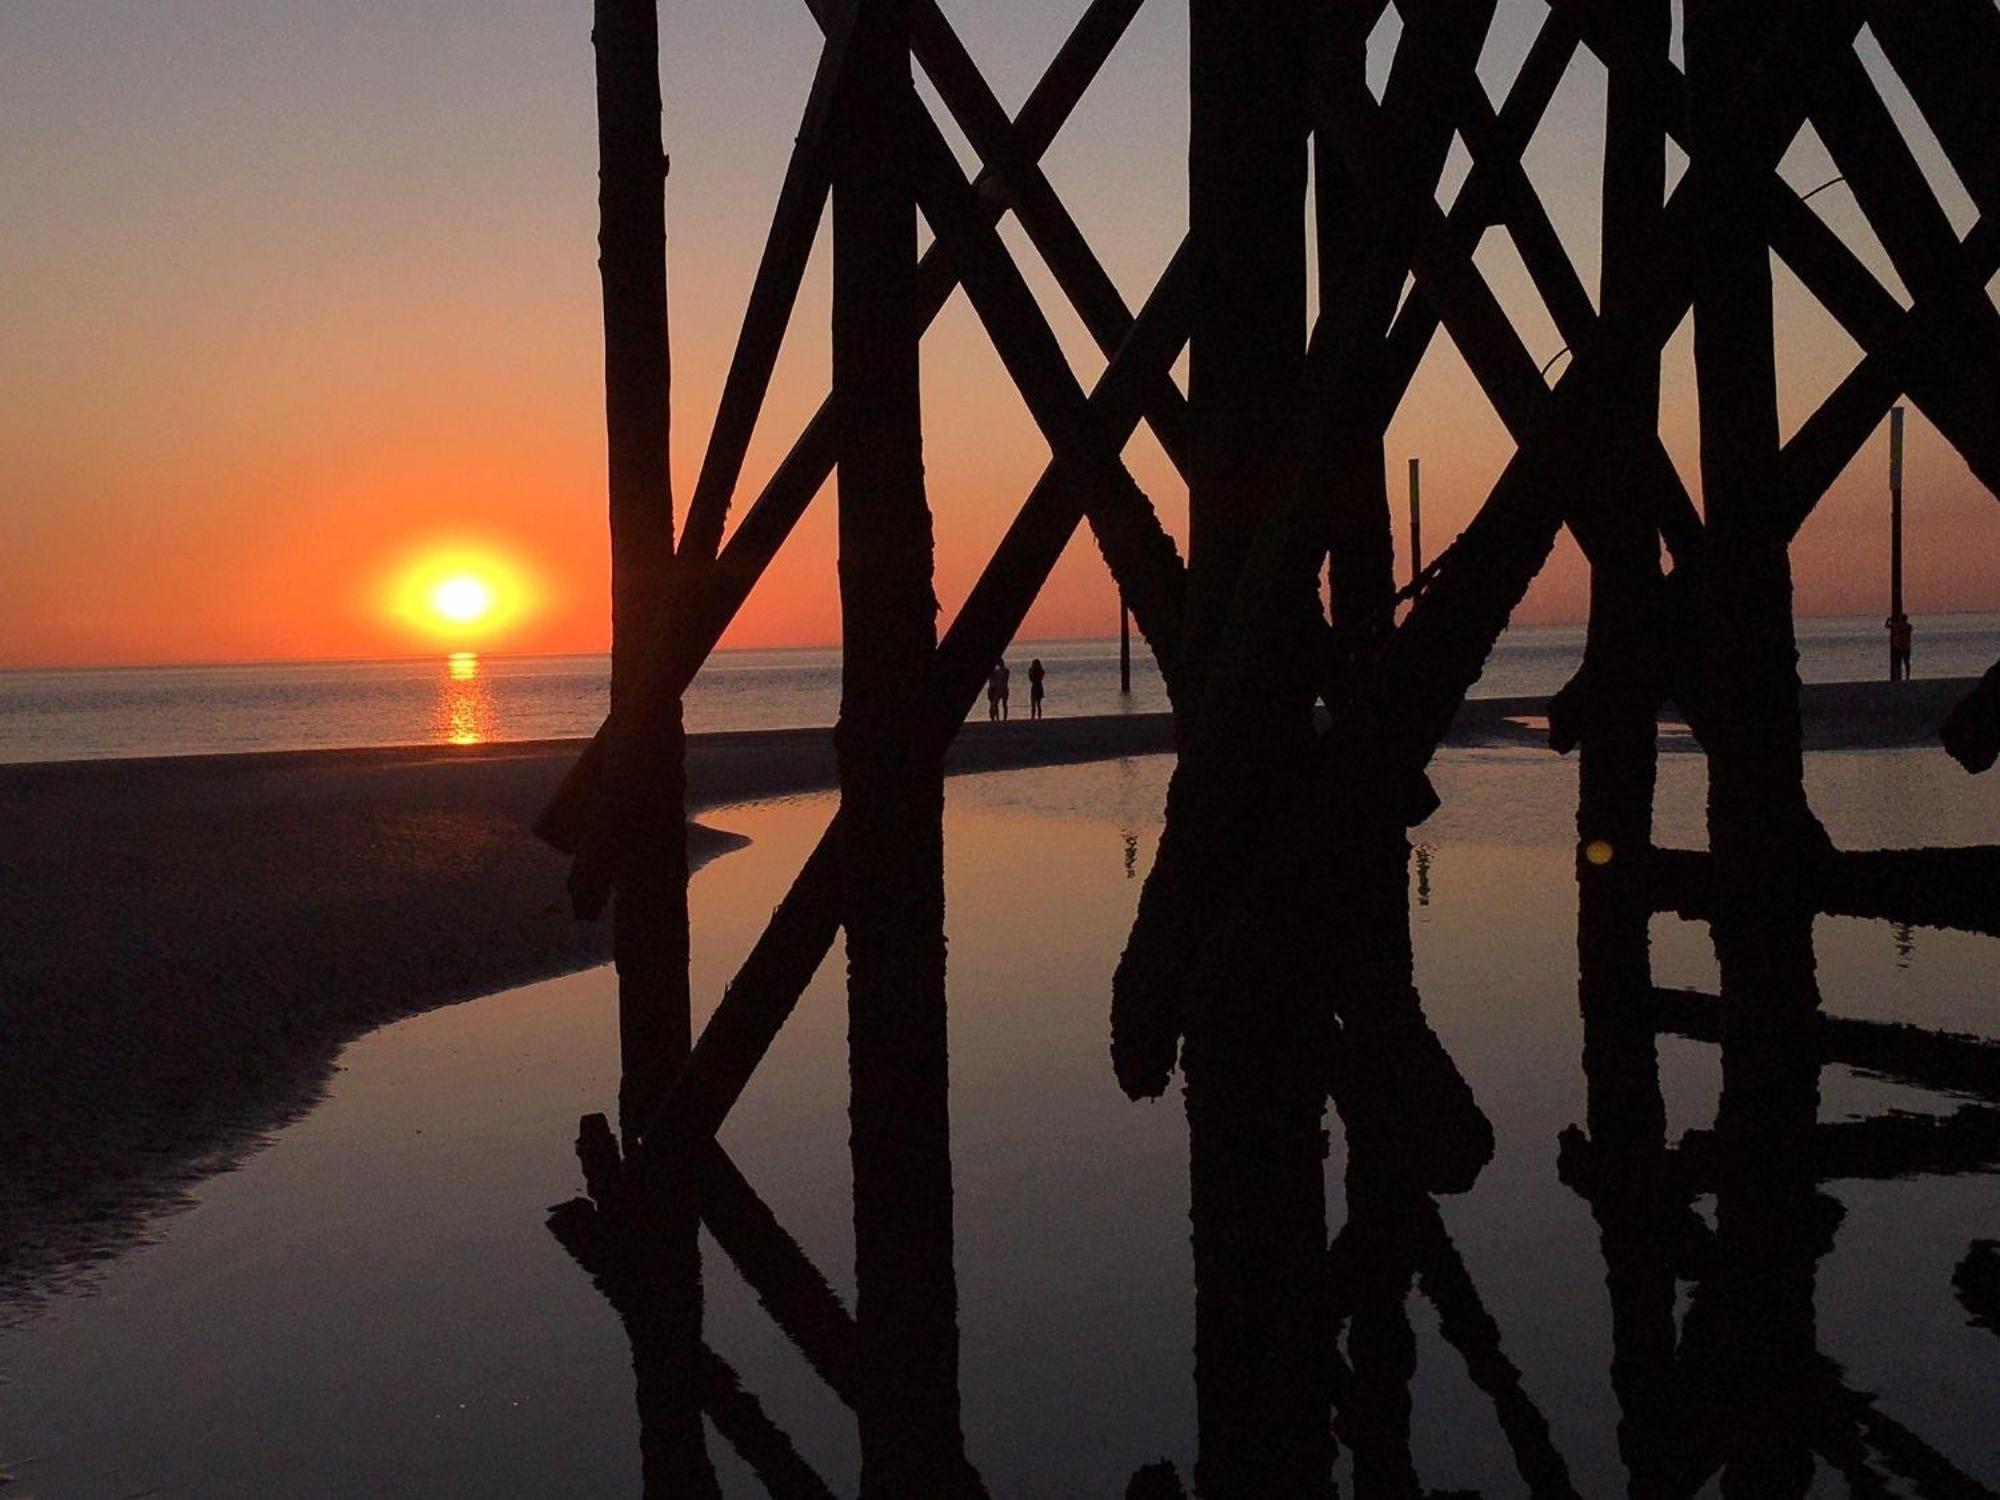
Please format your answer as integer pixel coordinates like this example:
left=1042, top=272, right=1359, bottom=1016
left=436, top=653, right=494, bottom=745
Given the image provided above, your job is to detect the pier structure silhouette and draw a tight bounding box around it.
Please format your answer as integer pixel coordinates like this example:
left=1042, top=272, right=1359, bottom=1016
left=538, top=0, right=2000, bottom=1492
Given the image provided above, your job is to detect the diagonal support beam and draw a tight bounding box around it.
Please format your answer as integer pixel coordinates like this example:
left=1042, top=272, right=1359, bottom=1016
left=1777, top=217, right=2000, bottom=533
left=1799, top=51, right=2000, bottom=497
left=676, top=9, right=858, bottom=564
left=630, top=250, right=1194, bottom=1159
left=900, top=0, right=1191, bottom=472
left=890, top=68, right=1190, bottom=669
left=537, top=0, right=1166, bottom=860
left=696, top=1143, right=859, bottom=1405
left=1548, top=0, right=2000, bottom=508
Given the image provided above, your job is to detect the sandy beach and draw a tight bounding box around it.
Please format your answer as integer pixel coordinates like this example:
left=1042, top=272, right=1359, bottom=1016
left=0, top=678, right=1976, bottom=1306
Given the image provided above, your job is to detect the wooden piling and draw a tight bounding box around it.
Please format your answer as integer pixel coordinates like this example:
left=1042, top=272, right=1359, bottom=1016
left=593, top=0, right=690, bottom=1137
left=1574, top=0, right=1668, bottom=988
left=1185, top=0, right=1310, bottom=689
left=830, top=4, right=969, bottom=1489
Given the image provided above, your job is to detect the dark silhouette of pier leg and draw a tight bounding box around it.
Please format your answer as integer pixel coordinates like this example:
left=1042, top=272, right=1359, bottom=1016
left=593, top=0, right=691, bottom=1141
left=1570, top=893, right=1692, bottom=1495
left=1573, top=0, right=1667, bottom=920
left=1684, top=0, right=1827, bottom=1018
left=831, top=6, right=972, bottom=1491
left=1680, top=944, right=1831, bottom=1499
left=1566, top=19, right=1677, bottom=1485
left=1310, top=0, right=1393, bottom=662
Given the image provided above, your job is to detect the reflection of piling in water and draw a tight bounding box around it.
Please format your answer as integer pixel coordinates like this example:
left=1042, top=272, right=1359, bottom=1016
left=549, top=1117, right=718, bottom=1497
left=528, top=0, right=2000, bottom=1488
left=1564, top=879, right=2000, bottom=1494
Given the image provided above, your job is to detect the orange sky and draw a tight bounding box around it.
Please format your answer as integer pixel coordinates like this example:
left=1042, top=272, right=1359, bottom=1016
left=2, top=1, right=1995, bottom=668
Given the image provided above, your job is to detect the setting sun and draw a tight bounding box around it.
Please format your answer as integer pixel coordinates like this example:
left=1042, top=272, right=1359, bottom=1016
left=386, top=545, right=539, bottom=645
left=432, top=575, right=493, bottom=624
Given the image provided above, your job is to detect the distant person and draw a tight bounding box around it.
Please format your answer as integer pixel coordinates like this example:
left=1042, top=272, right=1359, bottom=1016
left=1888, top=613, right=1913, bottom=681
left=987, top=659, right=1011, bottom=720
left=1028, top=658, right=1046, bottom=720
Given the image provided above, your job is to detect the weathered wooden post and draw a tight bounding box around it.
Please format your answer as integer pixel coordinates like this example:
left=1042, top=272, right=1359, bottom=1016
left=831, top=2, right=971, bottom=1489
left=1685, top=0, right=1825, bottom=1006
left=1310, top=0, right=1392, bottom=656
left=593, top=0, right=690, bottom=1140
left=1177, top=6, right=1335, bottom=1494
left=1574, top=0, right=1669, bottom=1003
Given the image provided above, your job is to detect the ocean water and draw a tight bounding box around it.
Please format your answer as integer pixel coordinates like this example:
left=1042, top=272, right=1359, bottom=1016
left=3, top=614, right=1996, bottom=764
left=2, top=750, right=1995, bottom=1496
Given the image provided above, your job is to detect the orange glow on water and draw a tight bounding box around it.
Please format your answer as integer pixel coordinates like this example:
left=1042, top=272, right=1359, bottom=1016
left=436, top=652, right=492, bottom=745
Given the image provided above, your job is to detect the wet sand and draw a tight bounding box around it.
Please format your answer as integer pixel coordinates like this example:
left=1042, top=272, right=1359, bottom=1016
left=0, top=679, right=1975, bottom=1305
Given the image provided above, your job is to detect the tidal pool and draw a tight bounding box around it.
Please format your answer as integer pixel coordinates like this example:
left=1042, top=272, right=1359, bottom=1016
left=3, top=748, right=1996, bottom=1497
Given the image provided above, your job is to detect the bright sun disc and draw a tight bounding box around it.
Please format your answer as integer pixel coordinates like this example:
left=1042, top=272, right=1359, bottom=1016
left=387, top=546, right=536, bottom=644
left=432, top=574, right=493, bottom=623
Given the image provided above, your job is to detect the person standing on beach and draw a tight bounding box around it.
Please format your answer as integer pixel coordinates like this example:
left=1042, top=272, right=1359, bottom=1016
left=1888, top=613, right=1913, bottom=681
left=988, top=659, right=1011, bottom=720
left=1028, top=658, right=1046, bottom=720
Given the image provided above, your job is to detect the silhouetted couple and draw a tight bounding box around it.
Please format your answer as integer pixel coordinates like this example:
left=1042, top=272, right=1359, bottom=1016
left=988, top=658, right=1046, bottom=721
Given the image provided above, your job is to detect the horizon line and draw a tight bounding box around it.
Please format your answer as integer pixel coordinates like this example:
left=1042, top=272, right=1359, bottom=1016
left=5, top=608, right=1998, bottom=675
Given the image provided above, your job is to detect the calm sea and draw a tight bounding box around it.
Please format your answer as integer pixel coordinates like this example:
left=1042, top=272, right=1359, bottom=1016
left=3, top=614, right=1996, bottom=764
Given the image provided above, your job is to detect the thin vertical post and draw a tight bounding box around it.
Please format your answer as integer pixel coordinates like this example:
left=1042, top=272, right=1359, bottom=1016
left=1889, top=405, right=1906, bottom=681
left=594, top=0, right=690, bottom=1138
left=831, top=1, right=968, bottom=1491
left=1119, top=589, right=1132, bottom=693
left=1407, top=456, right=1422, bottom=585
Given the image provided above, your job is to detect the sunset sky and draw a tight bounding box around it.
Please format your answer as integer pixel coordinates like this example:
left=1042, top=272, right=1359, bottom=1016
left=3, top=0, right=1995, bottom=668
